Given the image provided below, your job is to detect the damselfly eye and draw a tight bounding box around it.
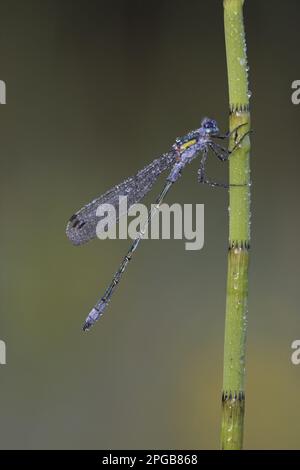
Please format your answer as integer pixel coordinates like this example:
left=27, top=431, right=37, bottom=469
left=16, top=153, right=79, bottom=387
left=201, top=117, right=219, bottom=135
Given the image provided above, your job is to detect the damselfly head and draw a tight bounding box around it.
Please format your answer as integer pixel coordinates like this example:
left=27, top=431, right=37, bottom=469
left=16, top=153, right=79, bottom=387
left=201, top=117, right=219, bottom=136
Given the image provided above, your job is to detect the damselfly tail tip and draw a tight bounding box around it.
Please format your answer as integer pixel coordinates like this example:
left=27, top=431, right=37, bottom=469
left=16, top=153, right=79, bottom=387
left=82, top=306, right=103, bottom=332
left=82, top=320, right=92, bottom=332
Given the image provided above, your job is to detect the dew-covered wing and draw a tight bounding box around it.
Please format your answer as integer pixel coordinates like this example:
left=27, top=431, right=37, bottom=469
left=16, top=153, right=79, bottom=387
left=66, top=152, right=176, bottom=246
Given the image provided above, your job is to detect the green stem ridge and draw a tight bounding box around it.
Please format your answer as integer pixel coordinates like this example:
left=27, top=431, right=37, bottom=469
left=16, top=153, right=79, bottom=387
left=221, top=0, right=251, bottom=450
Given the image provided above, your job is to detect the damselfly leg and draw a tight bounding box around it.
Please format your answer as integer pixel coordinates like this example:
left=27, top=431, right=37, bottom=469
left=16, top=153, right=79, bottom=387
left=214, top=122, right=248, bottom=141
left=198, top=125, right=251, bottom=188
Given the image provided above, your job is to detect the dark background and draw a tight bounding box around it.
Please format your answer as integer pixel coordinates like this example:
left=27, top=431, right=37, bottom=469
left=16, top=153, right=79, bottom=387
left=1, top=0, right=300, bottom=449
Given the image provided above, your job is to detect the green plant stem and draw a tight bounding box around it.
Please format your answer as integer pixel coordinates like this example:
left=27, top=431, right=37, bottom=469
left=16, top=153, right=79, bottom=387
left=221, top=0, right=251, bottom=450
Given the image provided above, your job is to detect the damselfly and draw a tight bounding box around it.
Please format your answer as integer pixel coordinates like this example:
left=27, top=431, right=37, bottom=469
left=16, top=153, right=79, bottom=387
left=66, top=118, right=248, bottom=331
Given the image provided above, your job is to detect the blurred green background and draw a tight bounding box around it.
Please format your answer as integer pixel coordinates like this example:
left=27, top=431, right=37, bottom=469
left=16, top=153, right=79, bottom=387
left=1, top=0, right=300, bottom=449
